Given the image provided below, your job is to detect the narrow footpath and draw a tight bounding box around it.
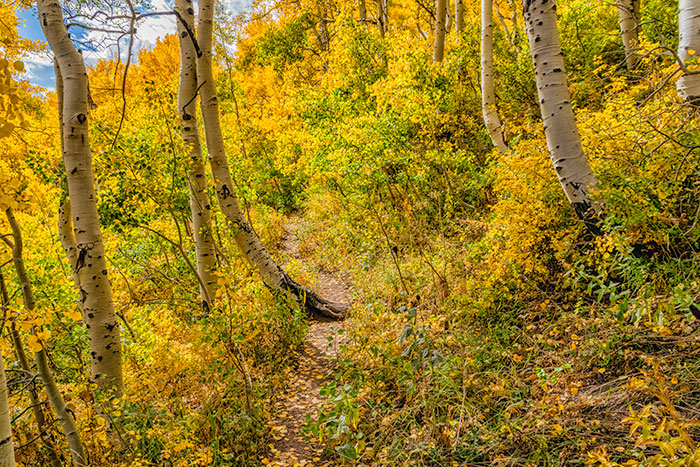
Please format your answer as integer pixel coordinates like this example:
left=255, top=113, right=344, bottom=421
left=265, top=218, right=351, bottom=467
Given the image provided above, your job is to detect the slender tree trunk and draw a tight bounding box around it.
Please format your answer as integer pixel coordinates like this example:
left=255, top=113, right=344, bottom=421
left=0, top=273, right=62, bottom=467
left=522, top=0, right=601, bottom=231
left=481, top=0, right=508, bottom=152
left=678, top=0, right=700, bottom=104
left=0, top=348, right=14, bottom=467
left=445, top=0, right=453, bottom=33
left=376, top=0, right=387, bottom=37
left=617, top=0, right=640, bottom=70
left=455, top=0, right=464, bottom=33
left=5, top=208, right=87, bottom=466
left=196, top=0, right=348, bottom=319
left=175, top=0, right=218, bottom=312
left=433, top=0, right=447, bottom=62
left=55, top=60, right=84, bottom=317
left=359, top=0, right=367, bottom=26
left=38, top=0, right=123, bottom=396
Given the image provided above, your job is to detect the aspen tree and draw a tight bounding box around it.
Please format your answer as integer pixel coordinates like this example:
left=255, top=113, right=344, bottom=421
left=0, top=349, right=14, bottom=467
left=481, top=0, right=508, bottom=152
left=196, top=0, right=348, bottom=319
left=677, top=0, right=700, bottom=104
left=376, top=0, right=388, bottom=37
left=0, top=273, right=61, bottom=467
left=5, top=208, right=87, bottom=466
left=176, top=0, right=217, bottom=311
left=522, top=0, right=601, bottom=231
left=38, top=0, right=123, bottom=396
left=54, top=60, right=83, bottom=318
left=617, top=0, right=640, bottom=70
left=433, top=0, right=447, bottom=62
left=455, top=0, right=464, bottom=33
left=359, top=0, right=367, bottom=25
left=445, top=0, right=453, bottom=33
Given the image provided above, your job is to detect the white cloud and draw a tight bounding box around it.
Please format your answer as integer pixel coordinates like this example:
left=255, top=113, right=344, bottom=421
left=19, top=49, right=55, bottom=86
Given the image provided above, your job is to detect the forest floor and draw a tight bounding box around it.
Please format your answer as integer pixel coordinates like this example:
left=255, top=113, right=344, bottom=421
left=264, top=217, right=351, bottom=467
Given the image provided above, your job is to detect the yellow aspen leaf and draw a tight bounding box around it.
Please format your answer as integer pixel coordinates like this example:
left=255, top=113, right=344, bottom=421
left=37, top=329, right=51, bottom=341
left=27, top=335, right=42, bottom=352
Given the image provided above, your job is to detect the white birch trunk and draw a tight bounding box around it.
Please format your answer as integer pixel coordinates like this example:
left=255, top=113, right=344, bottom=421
left=176, top=0, right=218, bottom=312
left=196, top=0, right=347, bottom=319
left=433, top=0, right=447, bottom=62
left=38, top=0, right=123, bottom=396
left=678, top=0, right=700, bottom=104
left=481, top=0, right=508, bottom=153
left=617, top=0, right=640, bottom=70
left=523, top=0, right=601, bottom=230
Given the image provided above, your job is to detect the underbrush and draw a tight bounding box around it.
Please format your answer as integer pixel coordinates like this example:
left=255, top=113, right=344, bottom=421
left=6, top=206, right=307, bottom=467
left=296, top=80, right=700, bottom=464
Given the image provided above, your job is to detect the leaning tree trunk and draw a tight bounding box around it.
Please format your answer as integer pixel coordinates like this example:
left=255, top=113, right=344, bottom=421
left=38, top=0, right=123, bottom=396
left=5, top=208, right=87, bottom=466
left=481, top=0, right=508, bottom=153
left=0, top=273, right=61, bottom=467
left=522, top=0, right=601, bottom=231
left=433, top=0, right=447, bottom=62
left=0, top=348, right=14, bottom=467
left=196, top=0, right=347, bottom=319
left=176, top=0, right=218, bottom=312
left=678, top=0, right=700, bottom=104
left=455, top=0, right=464, bottom=33
left=617, top=0, right=640, bottom=70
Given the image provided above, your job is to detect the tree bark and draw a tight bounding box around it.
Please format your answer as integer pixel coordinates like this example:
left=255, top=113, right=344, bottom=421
left=522, top=0, right=601, bottom=232
left=0, top=273, right=61, bottom=467
left=55, top=60, right=84, bottom=316
left=359, top=0, right=367, bottom=25
left=196, top=0, right=348, bottom=320
left=678, top=0, right=700, bottom=104
left=176, top=0, right=218, bottom=312
left=616, top=0, right=640, bottom=70
left=376, top=0, right=387, bottom=37
left=0, top=348, right=14, bottom=467
left=38, top=0, right=123, bottom=396
left=481, top=0, right=508, bottom=153
left=433, top=0, right=447, bottom=62
left=445, top=0, right=453, bottom=34
left=455, top=0, right=464, bottom=33
left=5, top=208, right=87, bottom=466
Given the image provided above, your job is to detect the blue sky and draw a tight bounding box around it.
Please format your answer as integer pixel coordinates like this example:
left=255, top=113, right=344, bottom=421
left=16, top=0, right=251, bottom=90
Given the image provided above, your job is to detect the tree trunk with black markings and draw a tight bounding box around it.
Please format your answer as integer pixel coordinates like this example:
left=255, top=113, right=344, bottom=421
left=5, top=208, right=87, bottom=466
left=481, top=0, right=508, bottom=153
left=522, top=0, right=601, bottom=232
left=196, top=0, right=348, bottom=319
left=176, top=0, right=218, bottom=312
left=678, top=0, right=700, bottom=104
left=38, top=0, right=123, bottom=396
left=433, top=0, right=447, bottom=62
left=617, top=0, right=640, bottom=70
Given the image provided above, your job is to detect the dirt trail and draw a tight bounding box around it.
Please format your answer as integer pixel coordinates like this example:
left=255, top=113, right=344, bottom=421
left=265, top=218, right=351, bottom=467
